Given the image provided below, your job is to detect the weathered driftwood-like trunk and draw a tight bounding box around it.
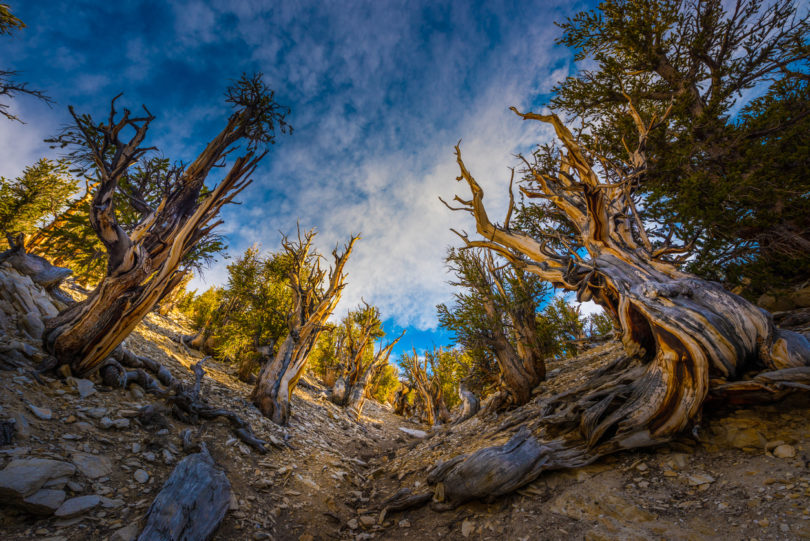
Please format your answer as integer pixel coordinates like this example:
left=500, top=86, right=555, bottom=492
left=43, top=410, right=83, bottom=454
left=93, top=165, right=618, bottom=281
left=430, top=107, right=810, bottom=504
left=455, top=381, right=480, bottom=423
left=101, top=351, right=273, bottom=452
left=251, top=231, right=357, bottom=425
left=137, top=449, right=231, bottom=541
left=44, top=76, right=289, bottom=376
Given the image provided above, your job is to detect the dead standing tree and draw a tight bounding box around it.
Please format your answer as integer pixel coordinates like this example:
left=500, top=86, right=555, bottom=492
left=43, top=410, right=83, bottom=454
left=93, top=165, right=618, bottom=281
left=43, top=74, right=290, bottom=376
left=251, top=229, right=357, bottom=425
left=430, top=105, right=810, bottom=503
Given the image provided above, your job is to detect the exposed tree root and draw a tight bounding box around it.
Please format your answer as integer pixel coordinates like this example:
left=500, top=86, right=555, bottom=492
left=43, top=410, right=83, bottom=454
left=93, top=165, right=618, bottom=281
left=425, top=344, right=810, bottom=506
left=100, top=347, right=278, bottom=453
left=377, top=488, right=433, bottom=522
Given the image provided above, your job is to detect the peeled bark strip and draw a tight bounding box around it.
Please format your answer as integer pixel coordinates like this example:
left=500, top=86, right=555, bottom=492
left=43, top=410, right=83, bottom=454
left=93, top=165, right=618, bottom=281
left=251, top=230, right=357, bottom=425
left=44, top=77, right=289, bottom=376
left=431, top=106, right=810, bottom=503
left=137, top=448, right=231, bottom=541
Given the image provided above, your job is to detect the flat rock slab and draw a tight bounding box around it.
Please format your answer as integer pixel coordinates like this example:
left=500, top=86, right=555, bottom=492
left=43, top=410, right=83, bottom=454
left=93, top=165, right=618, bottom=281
left=26, top=404, right=52, bottom=420
left=21, top=489, right=67, bottom=515
left=55, top=494, right=101, bottom=518
left=399, top=427, right=428, bottom=438
left=0, top=458, right=76, bottom=499
left=68, top=378, right=96, bottom=398
left=71, top=453, right=113, bottom=479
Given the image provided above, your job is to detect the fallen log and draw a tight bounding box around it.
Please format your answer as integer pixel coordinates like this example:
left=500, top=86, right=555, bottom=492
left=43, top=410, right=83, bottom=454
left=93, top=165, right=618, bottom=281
left=137, top=447, right=231, bottom=541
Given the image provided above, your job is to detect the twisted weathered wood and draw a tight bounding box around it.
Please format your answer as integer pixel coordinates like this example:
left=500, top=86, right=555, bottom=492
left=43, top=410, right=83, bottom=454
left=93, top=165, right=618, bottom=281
left=101, top=349, right=274, bottom=452
left=44, top=77, right=289, bottom=376
left=430, top=107, right=810, bottom=503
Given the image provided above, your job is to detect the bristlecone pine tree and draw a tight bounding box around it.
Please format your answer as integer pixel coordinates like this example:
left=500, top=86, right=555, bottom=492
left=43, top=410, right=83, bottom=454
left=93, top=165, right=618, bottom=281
left=251, top=228, right=357, bottom=425
left=329, top=303, right=406, bottom=415
left=400, top=348, right=453, bottom=426
left=439, top=247, right=549, bottom=408
left=430, top=105, right=810, bottom=503
left=43, top=74, right=290, bottom=375
left=345, top=330, right=405, bottom=416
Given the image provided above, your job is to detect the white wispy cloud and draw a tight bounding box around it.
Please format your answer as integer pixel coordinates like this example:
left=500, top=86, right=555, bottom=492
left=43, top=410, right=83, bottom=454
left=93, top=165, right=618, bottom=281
left=1, top=0, right=581, bottom=334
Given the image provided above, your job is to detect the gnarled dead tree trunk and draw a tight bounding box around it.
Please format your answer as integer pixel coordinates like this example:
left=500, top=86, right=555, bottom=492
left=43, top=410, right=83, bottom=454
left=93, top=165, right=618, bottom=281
left=430, top=105, right=810, bottom=503
left=43, top=75, right=290, bottom=376
left=251, top=229, right=357, bottom=425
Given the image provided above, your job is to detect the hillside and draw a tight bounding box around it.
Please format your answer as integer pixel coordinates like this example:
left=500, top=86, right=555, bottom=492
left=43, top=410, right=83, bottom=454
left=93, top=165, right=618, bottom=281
left=1, top=264, right=809, bottom=540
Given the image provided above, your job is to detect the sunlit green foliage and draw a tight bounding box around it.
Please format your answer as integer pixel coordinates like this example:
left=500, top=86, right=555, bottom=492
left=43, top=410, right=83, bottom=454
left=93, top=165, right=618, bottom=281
left=0, top=159, right=78, bottom=245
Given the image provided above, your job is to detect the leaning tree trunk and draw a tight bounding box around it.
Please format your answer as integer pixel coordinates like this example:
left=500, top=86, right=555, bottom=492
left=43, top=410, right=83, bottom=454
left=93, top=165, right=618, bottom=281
left=251, top=232, right=357, bottom=425
left=428, top=107, right=810, bottom=504
left=44, top=79, right=288, bottom=376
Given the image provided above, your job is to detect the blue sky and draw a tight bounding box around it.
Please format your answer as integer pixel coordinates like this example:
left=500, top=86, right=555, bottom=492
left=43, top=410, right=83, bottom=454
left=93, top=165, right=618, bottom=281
left=0, top=0, right=594, bottom=358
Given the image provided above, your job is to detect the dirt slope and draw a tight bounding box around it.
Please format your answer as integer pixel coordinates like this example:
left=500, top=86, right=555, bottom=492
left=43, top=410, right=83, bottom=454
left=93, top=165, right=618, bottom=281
left=1, top=271, right=809, bottom=540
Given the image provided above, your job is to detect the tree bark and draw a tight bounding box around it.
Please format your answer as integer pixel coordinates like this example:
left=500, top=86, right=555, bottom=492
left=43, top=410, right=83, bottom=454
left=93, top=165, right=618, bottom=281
left=430, top=107, right=810, bottom=503
left=44, top=81, right=287, bottom=376
left=251, top=231, right=357, bottom=425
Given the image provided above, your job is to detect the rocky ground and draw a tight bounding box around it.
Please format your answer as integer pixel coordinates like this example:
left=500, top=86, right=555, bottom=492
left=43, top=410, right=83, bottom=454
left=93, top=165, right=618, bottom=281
left=1, top=263, right=809, bottom=540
